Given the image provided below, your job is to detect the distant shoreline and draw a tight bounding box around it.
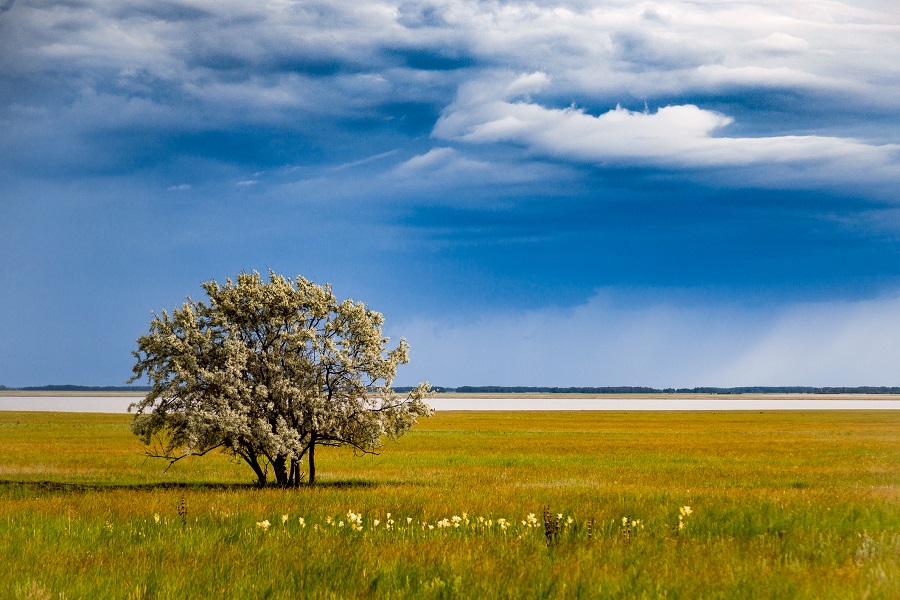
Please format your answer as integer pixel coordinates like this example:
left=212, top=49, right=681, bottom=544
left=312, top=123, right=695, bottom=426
left=3, top=390, right=900, bottom=401
left=0, top=390, right=146, bottom=397
left=432, top=392, right=900, bottom=401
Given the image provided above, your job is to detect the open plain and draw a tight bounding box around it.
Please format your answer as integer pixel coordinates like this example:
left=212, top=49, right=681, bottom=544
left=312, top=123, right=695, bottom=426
left=1, top=408, right=897, bottom=598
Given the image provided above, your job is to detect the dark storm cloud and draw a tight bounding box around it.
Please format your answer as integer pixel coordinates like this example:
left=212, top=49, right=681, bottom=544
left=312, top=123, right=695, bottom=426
left=2, top=0, right=896, bottom=189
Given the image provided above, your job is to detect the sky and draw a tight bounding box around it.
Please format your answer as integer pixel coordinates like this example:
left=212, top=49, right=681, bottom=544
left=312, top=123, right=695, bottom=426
left=1, top=0, right=899, bottom=388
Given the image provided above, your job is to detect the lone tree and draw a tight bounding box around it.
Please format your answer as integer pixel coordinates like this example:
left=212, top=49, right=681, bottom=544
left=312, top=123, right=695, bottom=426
left=129, top=271, right=432, bottom=486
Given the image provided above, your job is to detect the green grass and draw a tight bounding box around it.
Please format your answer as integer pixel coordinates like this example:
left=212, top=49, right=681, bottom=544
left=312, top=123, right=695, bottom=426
left=1, top=410, right=898, bottom=599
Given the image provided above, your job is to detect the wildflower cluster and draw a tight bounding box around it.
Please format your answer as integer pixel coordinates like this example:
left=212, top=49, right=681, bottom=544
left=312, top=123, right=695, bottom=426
left=246, top=510, right=581, bottom=538
left=150, top=505, right=697, bottom=543
left=346, top=511, right=363, bottom=532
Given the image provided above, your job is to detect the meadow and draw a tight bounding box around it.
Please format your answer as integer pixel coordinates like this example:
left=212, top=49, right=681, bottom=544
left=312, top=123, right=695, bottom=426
left=0, top=409, right=897, bottom=599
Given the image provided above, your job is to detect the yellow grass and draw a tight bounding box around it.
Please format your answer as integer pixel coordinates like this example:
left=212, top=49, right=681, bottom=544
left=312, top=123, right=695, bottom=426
left=0, top=409, right=897, bottom=598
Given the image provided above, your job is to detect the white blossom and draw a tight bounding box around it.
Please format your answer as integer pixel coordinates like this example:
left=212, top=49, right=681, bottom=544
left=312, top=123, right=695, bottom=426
left=129, top=271, right=433, bottom=486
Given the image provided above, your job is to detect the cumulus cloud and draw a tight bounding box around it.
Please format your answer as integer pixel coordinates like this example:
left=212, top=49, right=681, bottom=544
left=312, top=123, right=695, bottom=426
left=394, top=290, right=900, bottom=388
left=433, top=72, right=900, bottom=174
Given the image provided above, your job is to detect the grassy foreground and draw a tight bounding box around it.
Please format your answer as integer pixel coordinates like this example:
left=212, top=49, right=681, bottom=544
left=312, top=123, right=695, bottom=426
left=0, top=410, right=897, bottom=599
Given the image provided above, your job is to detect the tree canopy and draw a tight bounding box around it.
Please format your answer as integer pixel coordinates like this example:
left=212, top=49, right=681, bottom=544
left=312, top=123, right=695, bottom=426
left=129, top=271, right=432, bottom=486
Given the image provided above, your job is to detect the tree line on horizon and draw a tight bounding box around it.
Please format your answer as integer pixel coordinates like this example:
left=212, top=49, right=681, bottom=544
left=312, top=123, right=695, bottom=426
left=426, top=385, right=900, bottom=394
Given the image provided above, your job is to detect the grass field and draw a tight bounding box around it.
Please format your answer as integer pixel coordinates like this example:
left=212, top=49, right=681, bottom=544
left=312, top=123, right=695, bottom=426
left=0, top=409, right=897, bottom=599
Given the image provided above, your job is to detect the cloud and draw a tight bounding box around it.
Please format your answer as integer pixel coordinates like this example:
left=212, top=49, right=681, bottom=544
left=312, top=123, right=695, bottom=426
left=387, top=145, right=579, bottom=199
left=3, top=1, right=900, bottom=388
left=433, top=72, right=900, bottom=178
left=395, top=147, right=489, bottom=175
left=329, top=149, right=399, bottom=171
left=394, top=290, right=900, bottom=388
left=713, top=296, right=900, bottom=385
left=611, top=28, right=719, bottom=71
left=748, top=32, right=810, bottom=55
left=1, top=1, right=898, bottom=190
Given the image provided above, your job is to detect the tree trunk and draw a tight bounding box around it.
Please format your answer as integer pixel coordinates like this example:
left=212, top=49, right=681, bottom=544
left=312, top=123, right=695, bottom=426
left=273, top=455, right=289, bottom=487
left=308, top=436, right=316, bottom=486
left=288, top=458, right=298, bottom=487
left=241, top=451, right=267, bottom=487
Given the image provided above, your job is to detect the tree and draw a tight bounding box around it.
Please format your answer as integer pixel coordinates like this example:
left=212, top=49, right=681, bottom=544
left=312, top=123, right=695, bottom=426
left=128, top=271, right=432, bottom=486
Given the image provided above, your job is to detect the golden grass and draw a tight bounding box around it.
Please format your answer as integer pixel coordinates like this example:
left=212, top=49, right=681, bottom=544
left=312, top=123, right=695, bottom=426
left=0, top=409, right=897, bottom=598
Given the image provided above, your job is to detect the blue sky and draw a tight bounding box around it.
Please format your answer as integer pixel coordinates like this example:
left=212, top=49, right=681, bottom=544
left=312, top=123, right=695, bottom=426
left=2, top=0, right=899, bottom=387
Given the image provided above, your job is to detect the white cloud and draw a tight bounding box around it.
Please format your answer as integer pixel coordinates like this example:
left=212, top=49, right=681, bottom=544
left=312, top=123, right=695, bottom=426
left=393, top=290, right=900, bottom=388
left=387, top=146, right=576, bottom=196
left=748, top=32, right=810, bottom=55
left=397, top=147, right=460, bottom=171
left=433, top=72, right=899, bottom=173
left=330, top=150, right=399, bottom=171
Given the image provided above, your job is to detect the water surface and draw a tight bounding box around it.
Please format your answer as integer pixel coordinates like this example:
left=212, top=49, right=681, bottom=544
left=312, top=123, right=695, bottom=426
left=1, top=395, right=898, bottom=413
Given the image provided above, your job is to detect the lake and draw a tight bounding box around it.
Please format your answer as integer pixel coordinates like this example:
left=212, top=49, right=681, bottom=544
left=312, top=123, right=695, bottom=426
left=1, top=395, right=899, bottom=413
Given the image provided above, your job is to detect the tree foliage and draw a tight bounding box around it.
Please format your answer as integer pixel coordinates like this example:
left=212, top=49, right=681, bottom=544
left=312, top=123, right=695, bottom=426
left=129, top=271, right=432, bottom=486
